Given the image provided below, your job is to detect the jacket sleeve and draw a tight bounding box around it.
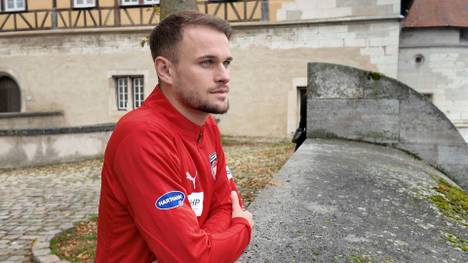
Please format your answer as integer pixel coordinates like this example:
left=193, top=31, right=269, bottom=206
left=201, top=141, right=246, bottom=233
left=113, top=130, right=251, bottom=263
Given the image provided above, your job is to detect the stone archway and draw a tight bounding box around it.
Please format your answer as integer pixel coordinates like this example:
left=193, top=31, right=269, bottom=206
left=0, top=76, right=21, bottom=112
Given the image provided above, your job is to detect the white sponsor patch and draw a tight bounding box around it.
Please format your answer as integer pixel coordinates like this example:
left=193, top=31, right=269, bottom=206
left=226, top=166, right=233, bottom=180
left=188, top=192, right=204, bottom=217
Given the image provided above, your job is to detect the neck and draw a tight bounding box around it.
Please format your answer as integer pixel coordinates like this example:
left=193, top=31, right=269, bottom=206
left=160, top=84, right=208, bottom=126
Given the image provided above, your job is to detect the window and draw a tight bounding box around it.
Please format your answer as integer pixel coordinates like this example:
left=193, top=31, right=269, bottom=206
left=121, top=0, right=160, bottom=6
left=121, top=0, right=138, bottom=6
left=133, top=77, right=144, bottom=108
left=400, top=0, right=413, bottom=16
left=461, top=29, right=468, bottom=42
left=144, top=0, right=160, bottom=4
left=116, top=78, right=129, bottom=110
left=421, top=93, right=433, bottom=103
left=4, top=0, right=26, bottom=12
left=74, top=0, right=96, bottom=8
left=115, top=76, right=144, bottom=111
left=414, top=54, right=425, bottom=65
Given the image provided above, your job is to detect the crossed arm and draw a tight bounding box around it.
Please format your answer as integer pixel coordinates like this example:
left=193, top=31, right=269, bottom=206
left=113, top=132, right=253, bottom=263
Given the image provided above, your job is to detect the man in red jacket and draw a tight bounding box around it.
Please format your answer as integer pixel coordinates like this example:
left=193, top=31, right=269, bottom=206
left=96, top=11, right=253, bottom=262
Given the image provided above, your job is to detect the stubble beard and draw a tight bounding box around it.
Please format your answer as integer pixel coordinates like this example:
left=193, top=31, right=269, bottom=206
left=176, top=87, right=229, bottom=114
left=198, top=100, right=229, bottom=114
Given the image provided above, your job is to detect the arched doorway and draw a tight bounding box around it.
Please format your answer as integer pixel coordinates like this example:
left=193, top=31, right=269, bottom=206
left=0, top=76, right=21, bottom=112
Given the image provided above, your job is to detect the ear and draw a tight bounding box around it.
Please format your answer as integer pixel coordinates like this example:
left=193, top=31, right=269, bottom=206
left=155, top=56, right=174, bottom=85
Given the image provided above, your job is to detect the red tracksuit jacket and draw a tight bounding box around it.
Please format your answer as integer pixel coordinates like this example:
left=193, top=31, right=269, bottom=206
left=96, top=86, right=251, bottom=262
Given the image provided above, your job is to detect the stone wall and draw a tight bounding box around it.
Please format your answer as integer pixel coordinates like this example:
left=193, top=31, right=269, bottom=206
left=0, top=28, right=157, bottom=127
left=0, top=17, right=400, bottom=138
left=226, top=18, right=400, bottom=138
left=0, top=111, right=64, bottom=129
left=0, top=124, right=113, bottom=168
left=307, top=62, right=468, bottom=189
left=272, top=0, right=400, bottom=22
left=398, top=28, right=468, bottom=142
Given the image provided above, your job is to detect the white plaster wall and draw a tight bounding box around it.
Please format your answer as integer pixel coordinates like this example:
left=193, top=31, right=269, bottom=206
left=399, top=29, right=468, bottom=142
left=231, top=21, right=400, bottom=76
left=0, top=18, right=400, bottom=138
left=274, top=0, right=400, bottom=22
left=222, top=19, right=400, bottom=138
left=0, top=29, right=158, bottom=127
left=459, top=126, right=468, bottom=143
left=400, top=28, right=461, bottom=47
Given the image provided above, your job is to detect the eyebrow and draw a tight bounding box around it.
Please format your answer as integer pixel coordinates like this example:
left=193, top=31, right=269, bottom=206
left=199, top=55, right=233, bottom=62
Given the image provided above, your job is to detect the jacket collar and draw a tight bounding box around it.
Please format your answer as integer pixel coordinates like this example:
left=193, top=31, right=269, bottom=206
left=144, top=85, right=206, bottom=142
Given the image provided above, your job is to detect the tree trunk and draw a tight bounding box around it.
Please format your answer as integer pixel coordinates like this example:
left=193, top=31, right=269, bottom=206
left=160, top=0, right=198, bottom=20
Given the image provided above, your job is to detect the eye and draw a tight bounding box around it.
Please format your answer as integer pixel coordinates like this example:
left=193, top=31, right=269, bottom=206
left=201, top=59, right=213, bottom=67
left=223, top=60, right=231, bottom=68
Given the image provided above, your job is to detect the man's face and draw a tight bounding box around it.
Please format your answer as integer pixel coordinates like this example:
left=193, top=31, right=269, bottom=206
left=170, top=25, right=232, bottom=114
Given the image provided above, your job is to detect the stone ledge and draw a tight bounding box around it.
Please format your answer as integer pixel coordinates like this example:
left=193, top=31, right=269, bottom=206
left=306, top=62, right=468, bottom=189
left=240, top=139, right=466, bottom=262
left=400, top=43, right=468, bottom=48
left=0, top=123, right=115, bottom=136
left=0, top=111, right=63, bottom=119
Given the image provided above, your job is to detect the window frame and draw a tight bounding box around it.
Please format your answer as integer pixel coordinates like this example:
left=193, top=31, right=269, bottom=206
left=116, top=77, right=129, bottom=111
left=114, top=75, right=144, bottom=111
left=132, top=77, right=145, bottom=109
left=143, top=0, right=161, bottom=5
left=143, top=0, right=160, bottom=5
left=73, top=0, right=97, bottom=9
left=3, top=0, right=27, bottom=12
left=120, top=0, right=160, bottom=7
left=120, top=0, right=139, bottom=6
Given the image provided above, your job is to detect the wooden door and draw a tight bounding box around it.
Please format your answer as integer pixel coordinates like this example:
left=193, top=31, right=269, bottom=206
left=0, top=77, right=21, bottom=112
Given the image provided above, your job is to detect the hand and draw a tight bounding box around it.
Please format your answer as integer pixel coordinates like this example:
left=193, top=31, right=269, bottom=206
left=231, top=191, right=254, bottom=227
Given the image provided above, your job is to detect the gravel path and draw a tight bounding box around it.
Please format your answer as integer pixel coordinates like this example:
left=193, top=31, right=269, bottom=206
left=0, top=160, right=101, bottom=262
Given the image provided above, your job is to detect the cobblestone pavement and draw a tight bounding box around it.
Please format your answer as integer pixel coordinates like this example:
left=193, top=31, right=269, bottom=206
left=0, top=159, right=102, bottom=262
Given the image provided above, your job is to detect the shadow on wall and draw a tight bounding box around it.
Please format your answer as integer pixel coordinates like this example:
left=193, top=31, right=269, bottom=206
left=306, top=62, right=468, bottom=190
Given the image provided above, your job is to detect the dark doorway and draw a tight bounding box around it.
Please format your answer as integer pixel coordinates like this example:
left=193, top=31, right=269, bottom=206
left=292, top=86, right=307, bottom=150
left=401, top=0, right=414, bottom=16
left=0, top=76, right=21, bottom=112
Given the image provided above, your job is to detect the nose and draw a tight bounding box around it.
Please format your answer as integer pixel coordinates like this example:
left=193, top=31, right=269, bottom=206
left=215, top=63, right=230, bottom=84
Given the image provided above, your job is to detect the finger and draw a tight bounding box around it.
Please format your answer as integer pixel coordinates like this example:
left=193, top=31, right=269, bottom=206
left=230, top=191, right=242, bottom=211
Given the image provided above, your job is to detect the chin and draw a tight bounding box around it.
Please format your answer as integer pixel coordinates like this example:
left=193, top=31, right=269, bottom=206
left=210, top=105, right=229, bottom=114
left=199, top=103, right=229, bottom=114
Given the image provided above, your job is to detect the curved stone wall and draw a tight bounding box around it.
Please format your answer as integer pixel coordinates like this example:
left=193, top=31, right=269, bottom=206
left=307, top=62, right=468, bottom=189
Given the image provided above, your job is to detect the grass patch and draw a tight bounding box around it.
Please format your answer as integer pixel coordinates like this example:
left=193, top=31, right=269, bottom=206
left=224, top=141, right=294, bottom=206
left=429, top=179, right=468, bottom=252
left=50, top=139, right=294, bottom=262
left=429, top=179, right=468, bottom=226
left=348, top=255, right=372, bottom=263
left=50, top=216, right=98, bottom=263
left=443, top=232, right=468, bottom=252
